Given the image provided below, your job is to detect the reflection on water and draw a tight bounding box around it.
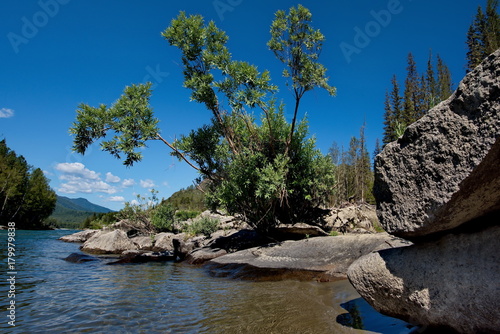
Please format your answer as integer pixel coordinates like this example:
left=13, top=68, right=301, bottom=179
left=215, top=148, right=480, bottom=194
left=0, top=230, right=410, bottom=333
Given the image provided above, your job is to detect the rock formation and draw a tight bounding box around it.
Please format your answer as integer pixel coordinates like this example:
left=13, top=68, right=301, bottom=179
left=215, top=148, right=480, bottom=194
left=206, top=233, right=409, bottom=281
left=374, top=50, right=500, bottom=239
left=348, top=49, right=500, bottom=333
left=80, top=230, right=138, bottom=254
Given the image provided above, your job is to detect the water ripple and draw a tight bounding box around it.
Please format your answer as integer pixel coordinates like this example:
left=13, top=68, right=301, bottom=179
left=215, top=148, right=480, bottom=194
left=0, top=230, right=410, bottom=334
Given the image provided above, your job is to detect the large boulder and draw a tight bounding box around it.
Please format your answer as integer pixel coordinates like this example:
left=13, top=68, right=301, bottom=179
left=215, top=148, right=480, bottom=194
left=206, top=233, right=409, bottom=281
left=374, top=50, right=500, bottom=239
left=347, top=224, right=500, bottom=333
left=151, top=232, right=178, bottom=252
left=59, top=230, right=99, bottom=243
left=80, top=230, right=138, bottom=254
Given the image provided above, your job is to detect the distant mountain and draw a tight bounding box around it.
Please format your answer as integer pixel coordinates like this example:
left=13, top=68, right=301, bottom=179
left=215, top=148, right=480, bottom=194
left=50, top=196, right=113, bottom=228
left=56, top=196, right=112, bottom=213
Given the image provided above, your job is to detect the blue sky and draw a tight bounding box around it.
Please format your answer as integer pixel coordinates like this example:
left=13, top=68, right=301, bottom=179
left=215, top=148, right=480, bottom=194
left=0, top=0, right=485, bottom=210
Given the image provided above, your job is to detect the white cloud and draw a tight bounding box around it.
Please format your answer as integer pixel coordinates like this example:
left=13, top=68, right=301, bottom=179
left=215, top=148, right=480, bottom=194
left=0, top=108, right=14, bottom=118
left=108, top=196, right=125, bottom=202
left=122, top=178, right=135, bottom=187
left=55, top=162, right=100, bottom=180
left=55, top=162, right=117, bottom=195
left=105, top=172, right=121, bottom=183
left=140, top=179, right=156, bottom=188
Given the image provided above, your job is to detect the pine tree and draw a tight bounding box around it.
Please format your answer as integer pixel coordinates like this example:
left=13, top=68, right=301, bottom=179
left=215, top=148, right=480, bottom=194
left=383, top=53, right=453, bottom=146
left=403, top=53, right=422, bottom=125
left=485, top=0, right=500, bottom=53
left=357, top=124, right=372, bottom=203
left=466, top=1, right=500, bottom=72
left=425, top=51, right=438, bottom=109
left=437, top=54, right=453, bottom=102
left=383, top=75, right=403, bottom=145
left=373, top=138, right=381, bottom=171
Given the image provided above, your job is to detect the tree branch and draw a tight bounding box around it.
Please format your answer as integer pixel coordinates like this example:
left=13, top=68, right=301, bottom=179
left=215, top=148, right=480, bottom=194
left=156, top=134, right=201, bottom=172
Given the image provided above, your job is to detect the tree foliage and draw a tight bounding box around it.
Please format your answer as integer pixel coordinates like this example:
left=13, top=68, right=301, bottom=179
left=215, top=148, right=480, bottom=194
left=0, top=139, right=56, bottom=229
left=70, top=6, right=336, bottom=233
left=466, top=0, right=500, bottom=72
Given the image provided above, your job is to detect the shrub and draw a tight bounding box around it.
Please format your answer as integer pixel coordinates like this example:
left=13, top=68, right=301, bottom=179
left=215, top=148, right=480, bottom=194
left=186, top=216, right=219, bottom=237
left=150, top=203, right=176, bottom=232
left=175, top=210, right=201, bottom=221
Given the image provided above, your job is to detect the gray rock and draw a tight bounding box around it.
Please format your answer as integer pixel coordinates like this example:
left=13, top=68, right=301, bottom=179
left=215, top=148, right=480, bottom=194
left=347, top=224, right=500, bottom=333
left=173, top=238, right=196, bottom=261
left=80, top=230, right=138, bottom=254
left=323, top=204, right=379, bottom=234
left=63, top=252, right=99, bottom=263
left=59, top=230, right=99, bottom=243
left=206, top=233, right=409, bottom=281
left=131, top=236, right=154, bottom=251
left=104, top=219, right=151, bottom=237
left=107, top=250, right=175, bottom=264
left=271, top=223, right=329, bottom=240
left=151, top=232, right=178, bottom=252
left=185, top=248, right=228, bottom=265
left=374, top=49, right=500, bottom=238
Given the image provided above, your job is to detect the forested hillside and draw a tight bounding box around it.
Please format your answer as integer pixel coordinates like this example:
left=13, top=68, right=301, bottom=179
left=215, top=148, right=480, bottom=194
left=0, top=139, right=56, bottom=229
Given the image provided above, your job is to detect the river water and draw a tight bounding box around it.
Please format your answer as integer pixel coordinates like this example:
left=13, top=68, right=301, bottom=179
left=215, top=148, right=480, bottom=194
left=0, top=230, right=411, bottom=334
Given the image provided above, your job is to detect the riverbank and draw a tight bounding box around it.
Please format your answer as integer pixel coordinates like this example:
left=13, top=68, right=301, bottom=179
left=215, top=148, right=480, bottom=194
left=0, top=229, right=414, bottom=333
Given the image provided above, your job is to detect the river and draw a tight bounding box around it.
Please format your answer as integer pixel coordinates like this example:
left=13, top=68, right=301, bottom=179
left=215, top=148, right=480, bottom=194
left=0, top=230, right=411, bottom=333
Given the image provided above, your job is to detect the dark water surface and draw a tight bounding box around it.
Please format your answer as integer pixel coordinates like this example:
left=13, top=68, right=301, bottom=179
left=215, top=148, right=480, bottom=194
left=0, top=230, right=411, bottom=333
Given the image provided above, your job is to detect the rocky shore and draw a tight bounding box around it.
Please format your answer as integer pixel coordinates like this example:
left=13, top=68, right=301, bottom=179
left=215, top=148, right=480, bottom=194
left=60, top=204, right=396, bottom=281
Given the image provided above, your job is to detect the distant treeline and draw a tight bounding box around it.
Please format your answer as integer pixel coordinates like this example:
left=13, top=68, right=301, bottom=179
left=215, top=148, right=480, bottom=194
left=0, top=139, right=57, bottom=229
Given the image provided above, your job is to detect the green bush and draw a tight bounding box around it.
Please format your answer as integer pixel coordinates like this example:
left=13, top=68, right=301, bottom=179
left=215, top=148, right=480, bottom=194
left=186, top=216, right=219, bottom=237
left=175, top=210, right=201, bottom=221
left=150, top=203, right=176, bottom=232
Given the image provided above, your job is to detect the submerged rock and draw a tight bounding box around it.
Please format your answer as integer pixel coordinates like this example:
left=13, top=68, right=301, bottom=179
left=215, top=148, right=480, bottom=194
left=347, top=224, right=500, bottom=333
left=107, top=250, right=175, bottom=264
left=63, top=252, right=99, bottom=263
left=374, top=50, right=500, bottom=239
left=206, top=233, right=409, bottom=281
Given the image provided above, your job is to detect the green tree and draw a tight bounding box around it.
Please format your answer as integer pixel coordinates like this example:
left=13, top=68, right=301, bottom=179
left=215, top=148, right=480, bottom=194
left=0, top=140, right=56, bottom=228
left=373, top=138, right=381, bottom=171
left=437, top=54, right=453, bottom=102
left=70, top=6, right=336, bottom=233
left=18, top=168, right=57, bottom=228
left=268, top=4, right=336, bottom=152
left=383, top=53, right=452, bottom=146
left=466, top=0, right=500, bottom=72
left=402, top=53, right=423, bottom=125
left=383, top=75, right=403, bottom=145
left=328, top=125, right=374, bottom=206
